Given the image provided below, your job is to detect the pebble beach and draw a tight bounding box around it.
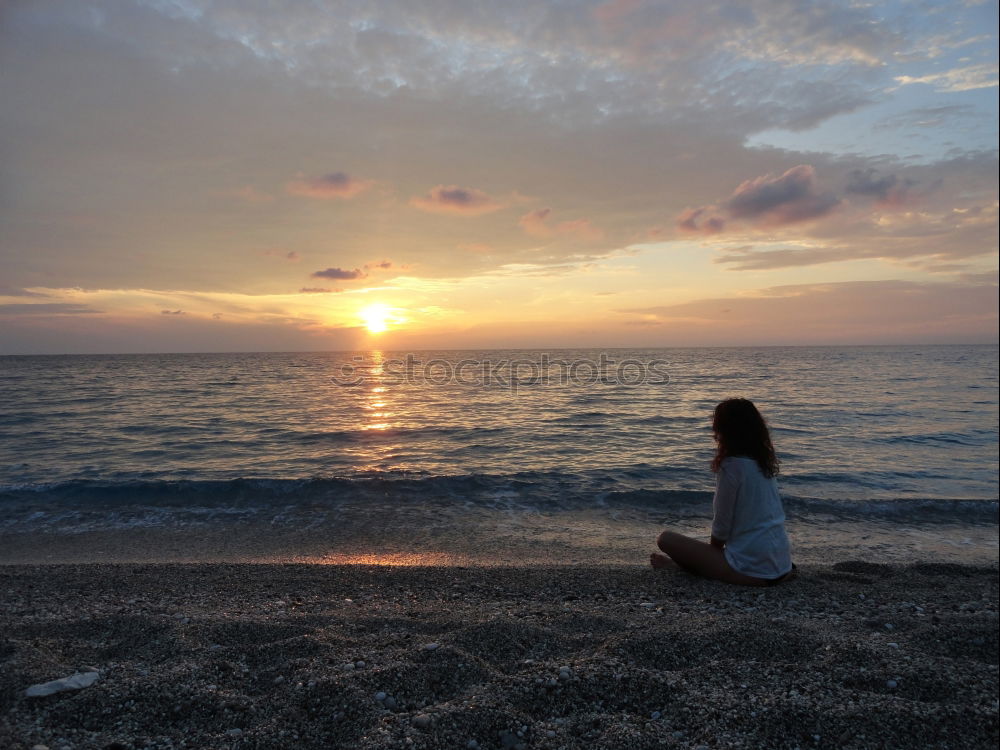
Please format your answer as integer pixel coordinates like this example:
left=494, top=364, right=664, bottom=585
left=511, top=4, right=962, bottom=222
left=1, top=560, right=997, bottom=750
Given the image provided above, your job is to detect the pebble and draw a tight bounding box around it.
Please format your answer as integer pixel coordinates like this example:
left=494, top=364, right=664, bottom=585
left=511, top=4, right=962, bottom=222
left=31, top=745, right=49, bottom=750
left=886, top=680, right=898, bottom=689
left=466, top=741, right=479, bottom=749
left=26, top=671, right=100, bottom=697
left=225, top=728, right=243, bottom=738
left=273, top=676, right=285, bottom=685
left=884, top=623, right=894, bottom=630
left=355, top=660, right=366, bottom=669
left=384, top=696, right=398, bottom=710
left=375, top=691, right=387, bottom=701
left=413, top=714, right=432, bottom=729
left=640, top=602, right=656, bottom=609
left=650, top=710, right=661, bottom=720
left=887, top=642, right=900, bottom=648
left=423, top=643, right=440, bottom=651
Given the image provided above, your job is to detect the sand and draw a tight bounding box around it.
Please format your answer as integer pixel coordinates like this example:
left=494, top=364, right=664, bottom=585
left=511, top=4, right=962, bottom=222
left=0, top=560, right=997, bottom=750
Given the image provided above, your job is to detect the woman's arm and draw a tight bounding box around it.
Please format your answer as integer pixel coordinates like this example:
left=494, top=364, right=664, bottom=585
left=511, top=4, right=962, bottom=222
left=711, top=462, right=740, bottom=545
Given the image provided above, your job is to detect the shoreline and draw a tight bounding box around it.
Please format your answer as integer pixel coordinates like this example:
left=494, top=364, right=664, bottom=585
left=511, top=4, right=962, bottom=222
left=2, top=510, right=997, bottom=567
left=1, top=561, right=997, bottom=749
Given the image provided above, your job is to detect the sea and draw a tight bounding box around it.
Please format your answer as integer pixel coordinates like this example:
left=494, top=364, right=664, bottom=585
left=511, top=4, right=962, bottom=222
left=1, top=346, right=997, bottom=565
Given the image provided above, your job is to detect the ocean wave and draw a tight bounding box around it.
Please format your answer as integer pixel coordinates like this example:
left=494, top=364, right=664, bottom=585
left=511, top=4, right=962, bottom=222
left=1, top=474, right=995, bottom=526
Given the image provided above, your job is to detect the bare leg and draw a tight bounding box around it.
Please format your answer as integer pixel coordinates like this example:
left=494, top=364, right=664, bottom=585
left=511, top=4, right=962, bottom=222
left=655, top=530, right=773, bottom=587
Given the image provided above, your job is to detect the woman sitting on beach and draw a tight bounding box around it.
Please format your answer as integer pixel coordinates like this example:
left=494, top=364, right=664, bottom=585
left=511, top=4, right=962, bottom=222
left=651, top=398, right=794, bottom=586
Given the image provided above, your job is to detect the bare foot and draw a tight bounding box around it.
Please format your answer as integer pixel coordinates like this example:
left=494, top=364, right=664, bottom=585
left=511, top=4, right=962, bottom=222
left=650, top=551, right=674, bottom=570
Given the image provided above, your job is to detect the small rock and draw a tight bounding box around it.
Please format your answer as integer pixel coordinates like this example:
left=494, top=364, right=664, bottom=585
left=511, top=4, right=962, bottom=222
left=413, top=714, right=432, bottom=729
left=225, top=728, right=243, bottom=738
left=884, top=623, right=894, bottom=630
left=650, top=710, right=661, bottom=720
left=640, top=602, right=655, bottom=609
left=423, top=642, right=440, bottom=651
left=355, top=660, right=366, bottom=669
left=375, top=691, right=387, bottom=701
left=886, top=679, right=898, bottom=689
left=26, top=672, right=100, bottom=697
left=31, top=745, right=50, bottom=750
left=887, top=642, right=899, bottom=648
left=384, top=696, right=398, bottom=710
left=466, top=741, right=479, bottom=749
left=273, top=676, right=285, bottom=685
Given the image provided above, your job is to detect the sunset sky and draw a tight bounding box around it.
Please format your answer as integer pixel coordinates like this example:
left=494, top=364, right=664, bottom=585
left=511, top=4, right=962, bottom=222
left=1, top=0, right=997, bottom=353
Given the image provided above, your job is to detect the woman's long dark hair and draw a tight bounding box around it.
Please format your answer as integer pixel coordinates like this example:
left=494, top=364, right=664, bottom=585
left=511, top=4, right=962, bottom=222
left=711, top=398, right=780, bottom=478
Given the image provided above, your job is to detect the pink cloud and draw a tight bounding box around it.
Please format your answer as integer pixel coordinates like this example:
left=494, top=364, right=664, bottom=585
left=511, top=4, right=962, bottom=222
left=675, top=165, right=839, bottom=235
left=676, top=206, right=726, bottom=234
left=264, top=249, right=300, bottom=262
left=410, top=185, right=502, bottom=216
left=519, top=208, right=604, bottom=241
left=555, top=218, right=605, bottom=241
left=727, top=165, right=839, bottom=226
left=519, top=208, right=554, bottom=237
left=287, top=172, right=373, bottom=199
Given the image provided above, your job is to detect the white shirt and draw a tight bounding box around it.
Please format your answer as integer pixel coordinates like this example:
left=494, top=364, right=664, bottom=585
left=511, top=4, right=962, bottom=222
left=711, top=456, right=793, bottom=579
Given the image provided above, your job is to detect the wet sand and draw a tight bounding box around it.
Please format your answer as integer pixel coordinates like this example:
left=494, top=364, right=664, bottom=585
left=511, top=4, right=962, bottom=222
left=1, top=560, right=997, bottom=749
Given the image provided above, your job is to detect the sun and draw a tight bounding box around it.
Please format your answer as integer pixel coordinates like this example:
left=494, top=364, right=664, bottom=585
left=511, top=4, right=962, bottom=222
left=359, top=303, right=394, bottom=334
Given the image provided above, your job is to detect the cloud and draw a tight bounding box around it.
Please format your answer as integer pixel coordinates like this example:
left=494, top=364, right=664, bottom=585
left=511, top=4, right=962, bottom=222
left=161, top=309, right=186, bottom=315
left=0, top=303, right=101, bottom=315
left=0, top=286, right=50, bottom=298
left=617, top=279, right=998, bottom=343
left=895, top=63, right=998, bottom=93
left=518, top=208, right=605, bottom=240
left=519, top=208, right=554, bottom=237
left=727, top=165, right=839, bottom=225
left=286, top=172, right=373, bottom=199
left=311, top=267, right=368, bottom=280
left=299, top=287, right=340, bottom=294
left=264, top=249, right=300, bottom=261
left=410, top=185, right=502, bottom=216
left=365, top=260, right=393, bottom=270
left=845, top=168, right=913, bottom=207
left=676, top=206, right=725, bottom=234
left=676, top=165, right=839, bottom=234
